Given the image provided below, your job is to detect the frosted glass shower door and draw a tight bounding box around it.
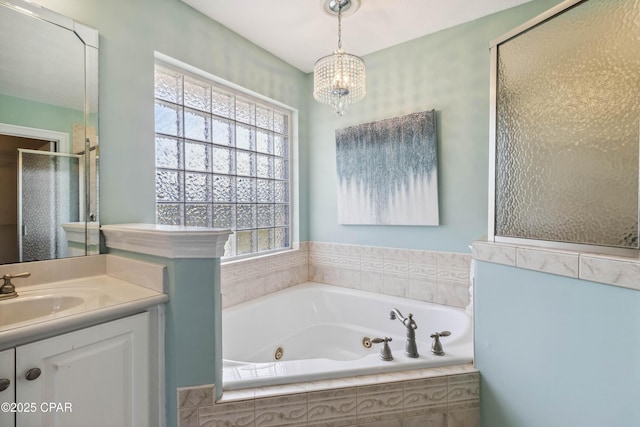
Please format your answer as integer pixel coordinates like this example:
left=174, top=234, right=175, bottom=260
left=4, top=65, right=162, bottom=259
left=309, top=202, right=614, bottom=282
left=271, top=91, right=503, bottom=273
left=491, top=0, right=640, bottom=251
left=18, top=149, right=82, bottom=262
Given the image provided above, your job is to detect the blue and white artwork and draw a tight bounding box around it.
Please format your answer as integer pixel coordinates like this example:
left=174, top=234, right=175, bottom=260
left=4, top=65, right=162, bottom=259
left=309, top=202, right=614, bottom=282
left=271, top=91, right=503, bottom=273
left=336, top=110, right=439, bottom=225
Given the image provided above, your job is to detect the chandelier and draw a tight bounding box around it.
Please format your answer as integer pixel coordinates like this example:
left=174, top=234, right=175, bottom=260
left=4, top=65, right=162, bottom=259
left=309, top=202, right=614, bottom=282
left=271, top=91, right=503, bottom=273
left=313, top=0, right=366, bottom=116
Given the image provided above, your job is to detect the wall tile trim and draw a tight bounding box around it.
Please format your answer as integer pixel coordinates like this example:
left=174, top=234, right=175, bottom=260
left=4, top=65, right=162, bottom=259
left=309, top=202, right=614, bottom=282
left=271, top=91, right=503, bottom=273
left=472, top=240, right=640, bottom=292
left=222, top=242, right=473, bottom=310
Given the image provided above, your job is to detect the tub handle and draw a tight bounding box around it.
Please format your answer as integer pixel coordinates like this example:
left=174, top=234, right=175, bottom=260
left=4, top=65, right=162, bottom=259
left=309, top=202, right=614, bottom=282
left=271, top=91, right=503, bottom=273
left=371, top=337, right=393, bottom=361
left=430, top=331, right=451, bottom=356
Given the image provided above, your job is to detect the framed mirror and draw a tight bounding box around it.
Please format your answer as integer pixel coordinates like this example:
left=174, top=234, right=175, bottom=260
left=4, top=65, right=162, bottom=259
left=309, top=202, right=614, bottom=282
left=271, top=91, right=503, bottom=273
left=0, top=0, right=99, bottom=264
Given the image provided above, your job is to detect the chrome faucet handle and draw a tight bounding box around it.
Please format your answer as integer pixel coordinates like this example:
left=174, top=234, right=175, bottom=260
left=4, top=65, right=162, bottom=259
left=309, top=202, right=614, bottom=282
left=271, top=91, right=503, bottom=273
left=3, top=272, right=31, bottom=280
left=430, top=331, right=451, bottom=356
left=371, top=337, right=393, bottom=361
left=0, top=272, right=30, bottom=300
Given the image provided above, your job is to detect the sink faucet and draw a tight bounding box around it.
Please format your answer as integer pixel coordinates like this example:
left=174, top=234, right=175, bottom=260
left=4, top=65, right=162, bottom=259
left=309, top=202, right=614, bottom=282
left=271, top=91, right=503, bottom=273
left=389, top=308, right=419, bottom=358
left=0, top=272, right=31, bottom=300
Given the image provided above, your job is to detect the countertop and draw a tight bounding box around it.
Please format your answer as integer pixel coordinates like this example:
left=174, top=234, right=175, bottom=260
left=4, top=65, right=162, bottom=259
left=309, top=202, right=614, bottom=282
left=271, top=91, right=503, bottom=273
left=0, top=274, right=168, bottom=349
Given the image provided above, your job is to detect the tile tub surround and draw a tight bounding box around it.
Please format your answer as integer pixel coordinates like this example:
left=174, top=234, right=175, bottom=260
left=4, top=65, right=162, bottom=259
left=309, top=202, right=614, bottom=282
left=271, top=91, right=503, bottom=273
left=178, top=365, right=479, bottom=427
left=221, top=243, right=309, bottom=308
left=472, top=239, right=640, bottom=292
left=308, top=243, right=472, bottom=309
left=221, top=242, right=473, bottom=310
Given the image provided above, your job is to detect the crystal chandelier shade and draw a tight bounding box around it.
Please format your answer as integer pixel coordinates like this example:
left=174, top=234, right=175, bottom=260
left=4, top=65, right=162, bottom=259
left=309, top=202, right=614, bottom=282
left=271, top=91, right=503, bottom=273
left=313, top=0, right=366, bottom=116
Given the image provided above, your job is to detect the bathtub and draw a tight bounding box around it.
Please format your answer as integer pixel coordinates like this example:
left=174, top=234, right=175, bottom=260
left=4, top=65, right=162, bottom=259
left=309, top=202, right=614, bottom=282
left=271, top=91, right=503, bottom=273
left=222, top=282, right=473, bottom=390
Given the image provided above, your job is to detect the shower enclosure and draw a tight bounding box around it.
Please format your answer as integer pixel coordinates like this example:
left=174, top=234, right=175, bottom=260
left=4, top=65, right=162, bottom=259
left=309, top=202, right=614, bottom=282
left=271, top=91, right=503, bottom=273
left=18, top=149, right=82, bottom=262
left=488, top=0, right=640, bottom=255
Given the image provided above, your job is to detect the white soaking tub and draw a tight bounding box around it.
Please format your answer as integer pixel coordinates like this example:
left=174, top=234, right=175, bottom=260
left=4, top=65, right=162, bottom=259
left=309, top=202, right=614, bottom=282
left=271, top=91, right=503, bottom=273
left=222, top=282, right=473, bottom=390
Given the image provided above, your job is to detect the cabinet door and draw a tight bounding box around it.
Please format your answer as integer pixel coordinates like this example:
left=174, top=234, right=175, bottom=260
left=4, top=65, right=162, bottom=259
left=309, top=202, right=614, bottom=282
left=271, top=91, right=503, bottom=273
left=16, top=312, right=149, bottom=427
left=0, top=348, right=15, bottom=427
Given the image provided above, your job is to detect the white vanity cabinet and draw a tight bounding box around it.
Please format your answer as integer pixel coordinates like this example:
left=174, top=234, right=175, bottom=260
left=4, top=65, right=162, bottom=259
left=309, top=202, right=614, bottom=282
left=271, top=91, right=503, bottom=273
left=0, top=348, right=16, bottom=427
left=0, top=312, right=150, bottom=427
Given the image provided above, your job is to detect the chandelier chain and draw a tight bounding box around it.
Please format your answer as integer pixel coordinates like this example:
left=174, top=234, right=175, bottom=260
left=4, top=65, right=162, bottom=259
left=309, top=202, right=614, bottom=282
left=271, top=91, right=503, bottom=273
left=337, top=3, right=342, bottom=50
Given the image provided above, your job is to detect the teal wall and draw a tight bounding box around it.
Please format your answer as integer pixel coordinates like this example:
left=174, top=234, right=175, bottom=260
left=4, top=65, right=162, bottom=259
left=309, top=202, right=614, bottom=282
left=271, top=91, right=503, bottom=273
left=308, top=0, right=561, bottom=253
left=36, top=0, right=310, bottom=238
left=109, top=249, right=222, bottom=427
left=33, top=0, right=562, bottom=252
left=474, top=261, right=640, bottom=427
left=0, top=94, right=84, bottom=139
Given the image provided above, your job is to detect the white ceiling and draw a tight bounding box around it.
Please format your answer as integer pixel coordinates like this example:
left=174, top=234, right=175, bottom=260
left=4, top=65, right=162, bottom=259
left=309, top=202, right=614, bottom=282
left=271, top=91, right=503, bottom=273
left=181, top=0, right=532, bottom=72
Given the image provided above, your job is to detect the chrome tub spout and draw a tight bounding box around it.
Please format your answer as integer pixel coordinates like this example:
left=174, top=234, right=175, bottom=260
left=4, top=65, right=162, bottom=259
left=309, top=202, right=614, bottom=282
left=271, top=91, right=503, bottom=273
left=389, top=308, right=419, bottom=358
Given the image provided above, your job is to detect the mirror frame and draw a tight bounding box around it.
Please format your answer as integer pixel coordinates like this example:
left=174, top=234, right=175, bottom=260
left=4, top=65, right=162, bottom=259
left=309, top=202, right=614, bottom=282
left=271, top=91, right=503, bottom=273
left=0, top=0, right=99, bottom=263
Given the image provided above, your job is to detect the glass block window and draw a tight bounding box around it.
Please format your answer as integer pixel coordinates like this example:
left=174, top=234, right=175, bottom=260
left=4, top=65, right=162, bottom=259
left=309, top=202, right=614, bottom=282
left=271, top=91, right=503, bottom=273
left=154, top=63, right=292, bottom=258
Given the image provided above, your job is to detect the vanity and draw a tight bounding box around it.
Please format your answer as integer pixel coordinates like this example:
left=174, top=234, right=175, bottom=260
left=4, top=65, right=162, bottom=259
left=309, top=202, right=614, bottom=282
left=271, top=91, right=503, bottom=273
left=0, top=255, right=169, bottom=427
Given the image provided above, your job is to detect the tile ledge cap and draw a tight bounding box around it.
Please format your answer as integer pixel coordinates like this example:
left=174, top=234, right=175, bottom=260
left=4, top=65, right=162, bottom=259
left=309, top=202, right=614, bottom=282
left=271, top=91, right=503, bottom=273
left=472, top=240, right=640, bottom=292
left=472, top=239, right=640, bottom=262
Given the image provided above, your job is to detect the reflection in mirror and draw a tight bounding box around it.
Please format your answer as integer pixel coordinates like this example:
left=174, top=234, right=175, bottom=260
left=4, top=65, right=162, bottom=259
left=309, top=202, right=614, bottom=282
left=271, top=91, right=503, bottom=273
left=0, top=0, right=99, bottom=264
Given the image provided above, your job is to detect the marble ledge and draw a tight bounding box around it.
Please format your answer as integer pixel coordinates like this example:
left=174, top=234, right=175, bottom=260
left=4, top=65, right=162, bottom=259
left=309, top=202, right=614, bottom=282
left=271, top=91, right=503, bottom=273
left=218, top=363, right=477, bottom=403
left=472, top=240, right=640, bottom=292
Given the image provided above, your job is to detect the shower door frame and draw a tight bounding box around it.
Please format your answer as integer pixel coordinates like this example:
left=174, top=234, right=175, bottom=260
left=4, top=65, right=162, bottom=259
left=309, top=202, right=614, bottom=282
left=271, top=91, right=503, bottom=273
left=487, top=0, right=640, bottom=257
left=18, top=149, right=84, bottom=262
left=0, top=123, right=82, bottom=262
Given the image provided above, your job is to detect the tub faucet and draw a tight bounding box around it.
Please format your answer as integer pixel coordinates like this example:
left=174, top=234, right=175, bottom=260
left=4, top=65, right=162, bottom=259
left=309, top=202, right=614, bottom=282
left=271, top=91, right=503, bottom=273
left=389, top=309, right=419, bottom=358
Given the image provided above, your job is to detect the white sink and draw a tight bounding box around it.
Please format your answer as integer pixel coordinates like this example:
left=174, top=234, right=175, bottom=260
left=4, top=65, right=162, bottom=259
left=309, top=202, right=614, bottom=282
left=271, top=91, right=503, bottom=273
left=0, top=295, right=85, bottom=326
left=0, top=275, right=168, bottom=348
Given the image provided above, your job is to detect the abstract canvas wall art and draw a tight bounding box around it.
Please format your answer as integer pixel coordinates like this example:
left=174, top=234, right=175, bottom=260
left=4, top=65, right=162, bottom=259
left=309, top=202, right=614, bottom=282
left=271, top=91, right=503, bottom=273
left=336, top=110, right=439, bottom=225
